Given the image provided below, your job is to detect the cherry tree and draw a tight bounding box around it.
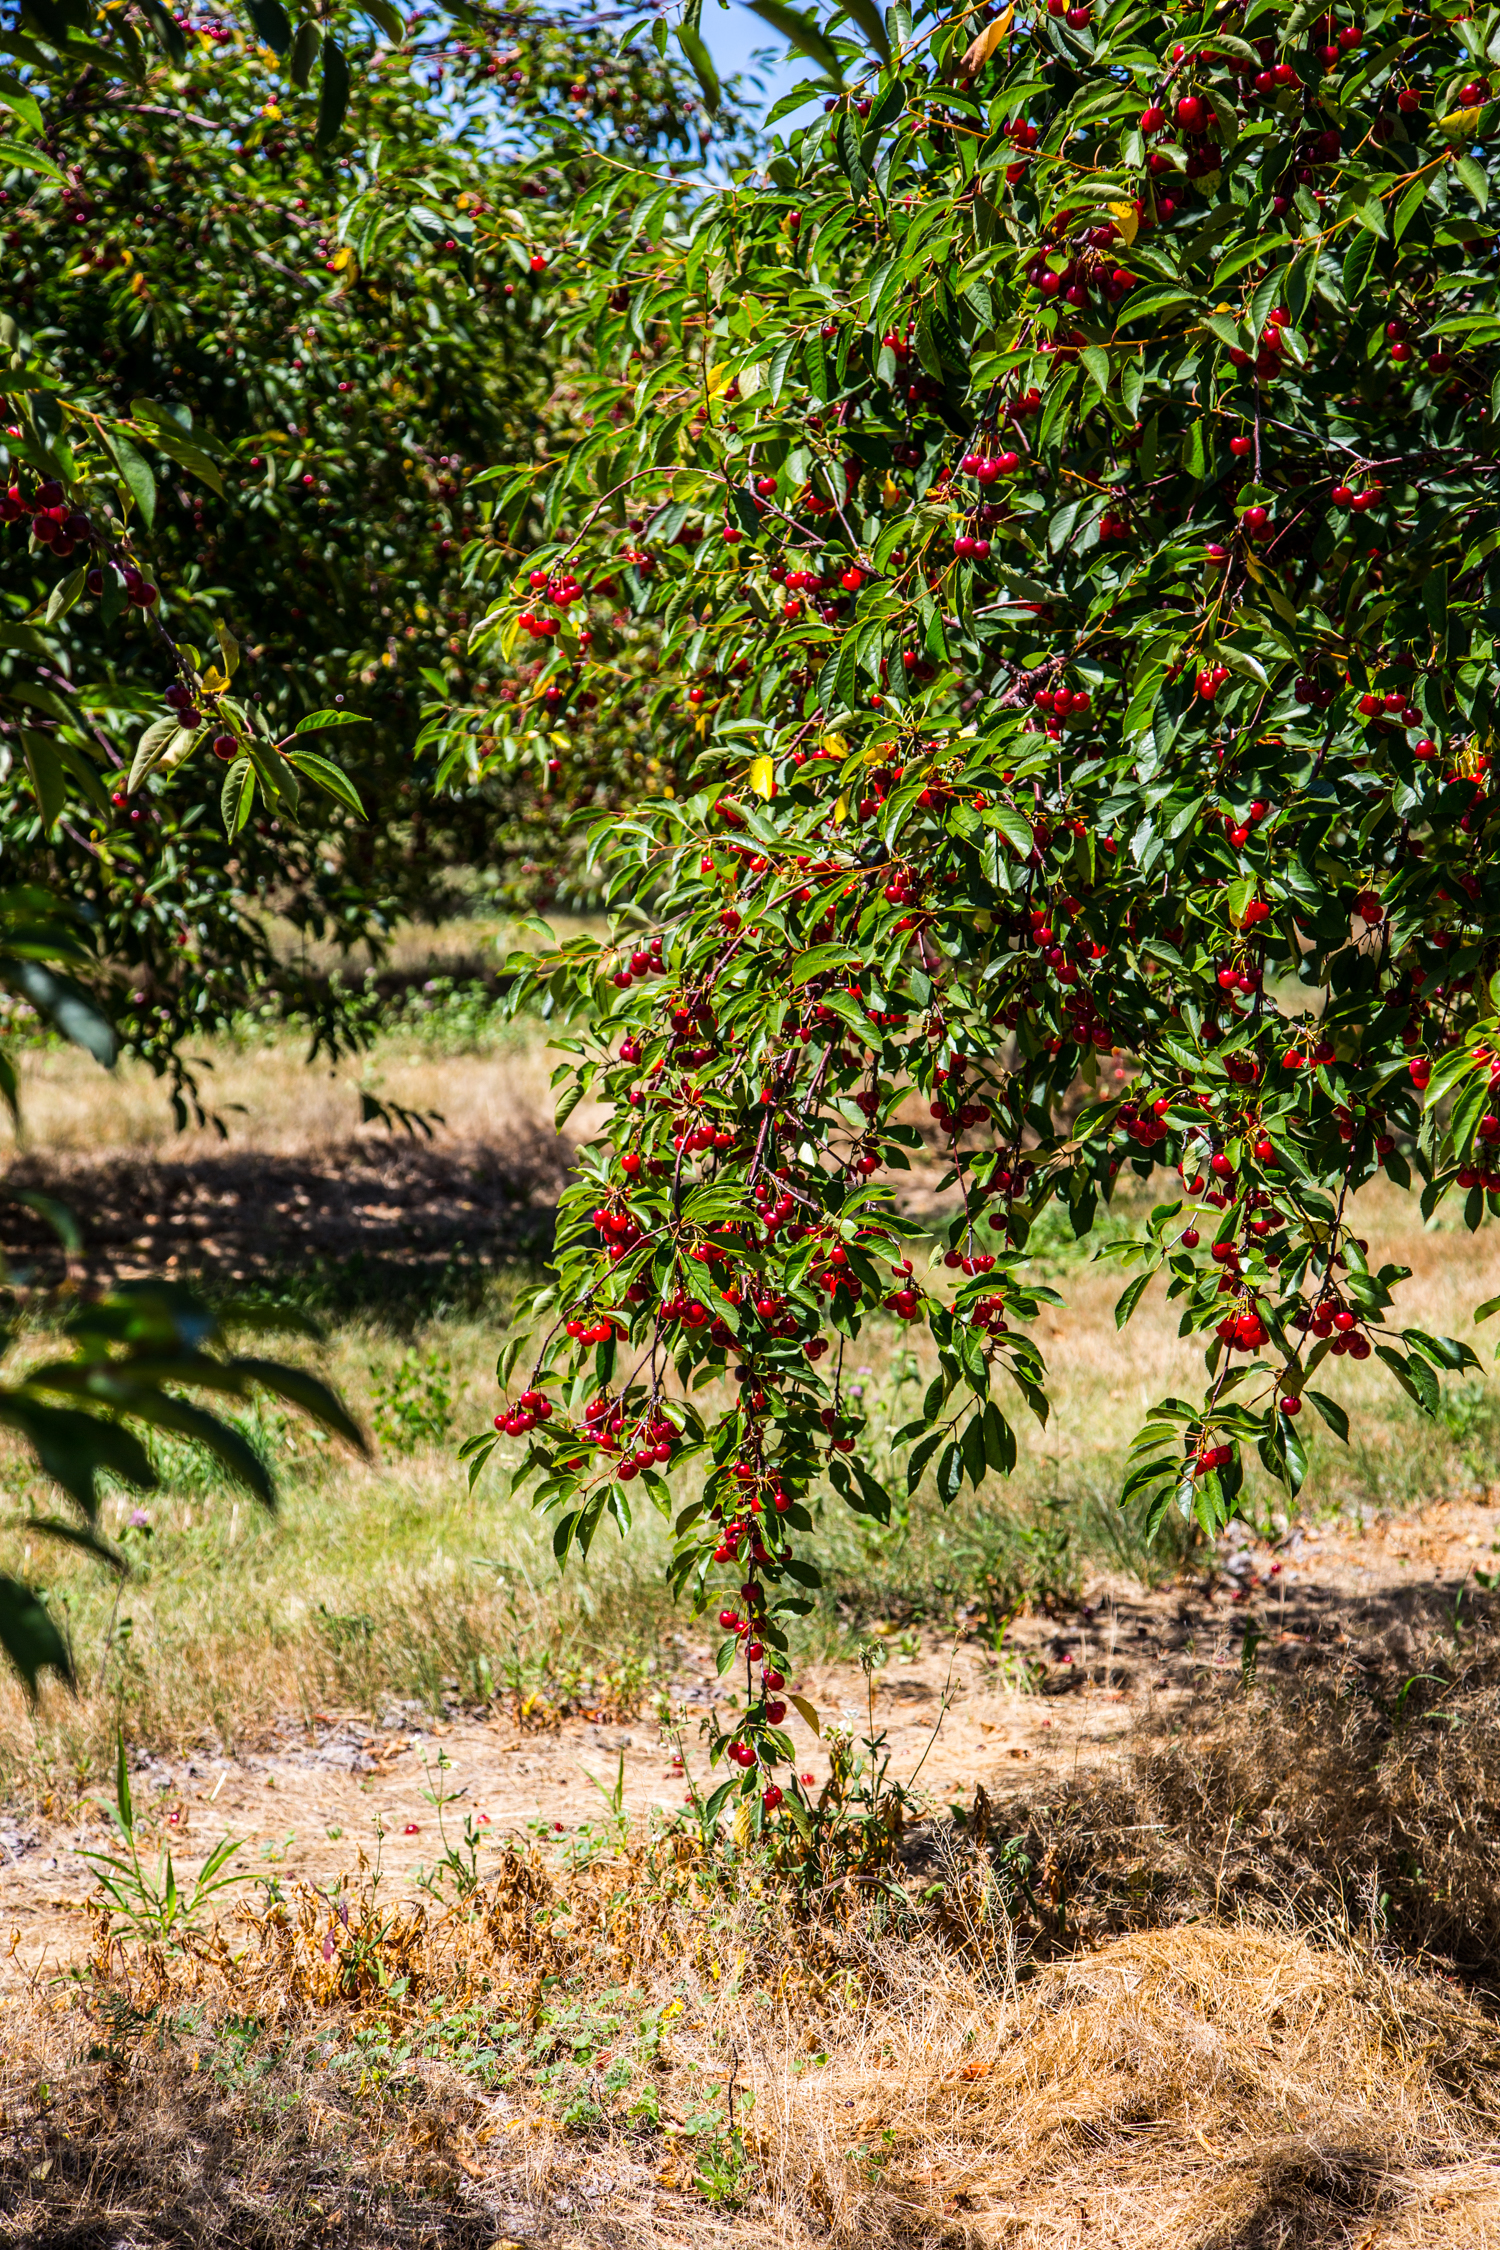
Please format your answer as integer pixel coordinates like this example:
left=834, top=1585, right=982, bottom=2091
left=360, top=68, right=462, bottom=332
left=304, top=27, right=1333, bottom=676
left=463, top=0, right=1499, bottom=1826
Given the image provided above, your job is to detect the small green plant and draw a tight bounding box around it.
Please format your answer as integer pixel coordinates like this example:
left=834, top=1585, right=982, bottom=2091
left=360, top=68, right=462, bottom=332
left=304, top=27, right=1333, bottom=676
left=80, top=1732, right=249, bottom=1951
left=412, top=1748, right=484, bottom=1901
left=369, top=1350, right=454, bottom=1456
left=692, top=2123, right=752, bottom=2208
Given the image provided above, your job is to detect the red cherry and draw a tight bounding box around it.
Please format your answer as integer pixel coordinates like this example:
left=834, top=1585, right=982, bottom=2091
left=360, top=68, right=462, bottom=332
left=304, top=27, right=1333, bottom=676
left=1230, top=435, right=1252, bottom=457
left=1176, top=95, right=1204, bottom=130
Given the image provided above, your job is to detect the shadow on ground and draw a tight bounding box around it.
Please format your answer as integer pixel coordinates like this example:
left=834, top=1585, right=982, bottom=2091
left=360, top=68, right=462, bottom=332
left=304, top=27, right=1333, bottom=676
left=3, top=1125, right=569, bottom=1312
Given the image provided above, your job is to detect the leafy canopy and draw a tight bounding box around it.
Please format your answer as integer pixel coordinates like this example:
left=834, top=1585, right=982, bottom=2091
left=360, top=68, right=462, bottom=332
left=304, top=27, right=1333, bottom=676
left=469, top=0, right=1500, bottom=1829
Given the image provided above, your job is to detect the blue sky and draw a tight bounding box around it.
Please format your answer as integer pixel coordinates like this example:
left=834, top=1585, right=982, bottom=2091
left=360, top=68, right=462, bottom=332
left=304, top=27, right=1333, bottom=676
left=696, top=1, right=822, bottom=126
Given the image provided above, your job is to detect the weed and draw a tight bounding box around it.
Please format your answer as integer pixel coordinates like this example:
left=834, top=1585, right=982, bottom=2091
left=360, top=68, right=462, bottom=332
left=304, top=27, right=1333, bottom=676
left=411, top=1748, right=483, bottom=1901
left=369, top=1349, right=454, bottom=1455
left=78, top=1732, right=250, bottom=1952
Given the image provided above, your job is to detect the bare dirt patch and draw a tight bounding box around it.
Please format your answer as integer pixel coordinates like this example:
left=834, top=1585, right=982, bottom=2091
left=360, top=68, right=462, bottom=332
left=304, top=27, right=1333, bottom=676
left=7, top=1497, right=1498, bottom=1991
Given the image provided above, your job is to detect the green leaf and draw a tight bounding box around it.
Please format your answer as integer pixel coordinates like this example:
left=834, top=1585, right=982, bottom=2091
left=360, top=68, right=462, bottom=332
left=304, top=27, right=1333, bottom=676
left=233, top=1357, right=368, bottom=1453
left=0, top=77, right=45, bottom=136
left=8, top=1188, right=82, bottom=1251
left=1114, top=1269, right=1154, bottom=1328
left=137, top=0, right=187, bottom=63
left=745, top=0, right=845, bottom=86
left=316, top=35, right=351, bottom=146
left=102, top=429, right=156, bottom=527
left=1306, top=1389, right=1349, bottom=1442
left=292, top=708, right=366, bottom=734
left=359, top=0, right=405, bottom=40
left=768, top=333, right=798, bottom=407
left=3, top=961, right=115, bottom=1065
left=20, top=729, right=68, bottom=829
left=676, top=21, right=721, bottom=114
left=220, top=756, right=256, bottom=836
left=836, top=107, right=870, bottom=199
left=288, top=16, right=320, bottom=87
left=0, top=1396, right=152, bottom=1516
left=1455, top=152, right=1489, bottom=211
left=1341, top=226, right=1379, bottom=307
left=129, top=714, right=179, bottom=793
left=241, top=0, right=293, bottom=52
left=836, top=0, right=890, bottom=63
left=0, top=1574, right=73, bottom=1699
left=283, top=749, right=367, bottom=818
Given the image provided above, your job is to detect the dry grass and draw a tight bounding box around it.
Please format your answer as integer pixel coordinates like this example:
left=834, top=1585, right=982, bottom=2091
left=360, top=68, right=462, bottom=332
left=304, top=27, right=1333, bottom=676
left=3, top=1008, right=579, bottom=1159
left=4, top=1824, right=1499, bottom=2250
left=8, top=935, right=1500, bottom=2246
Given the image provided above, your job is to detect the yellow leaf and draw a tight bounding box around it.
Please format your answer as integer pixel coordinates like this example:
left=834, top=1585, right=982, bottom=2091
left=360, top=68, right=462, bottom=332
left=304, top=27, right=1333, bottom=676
left=881, top=475, right=903, bottom=507
left=329, top=246, right=352, bottom=272
left=749, top=754, right=775, bottom=800
left=1243, top=552, right=1266, bottom=585
left=960, top=6, right=1011, bottom=74
left=1108, top=200, right=1139, bottom=249
left=821, top=732, right=849, bottom=759
left=199, top=666, right=228, bottom=695
left=832, top=794, right=848, bottom=826
left=705, top=362, right=735, bottom=398
left=789, top=1694, right=820, bottom=1737
left=1440, top=106, right=1484, bottom=135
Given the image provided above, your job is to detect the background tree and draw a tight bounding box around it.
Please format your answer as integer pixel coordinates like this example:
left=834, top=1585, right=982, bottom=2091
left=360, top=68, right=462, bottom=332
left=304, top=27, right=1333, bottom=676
left=0, top=0, right=747, bottom=1692
left=0, top=0, right=748, bottom=1117
left=468, top=0, right=1500, bottom=1832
